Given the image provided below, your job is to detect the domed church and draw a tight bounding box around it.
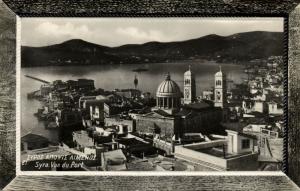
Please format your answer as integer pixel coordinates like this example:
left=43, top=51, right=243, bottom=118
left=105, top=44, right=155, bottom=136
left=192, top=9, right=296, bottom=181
left=135, top=67, right=223, bottom=154
left=156, top=73, right=181, bottom=115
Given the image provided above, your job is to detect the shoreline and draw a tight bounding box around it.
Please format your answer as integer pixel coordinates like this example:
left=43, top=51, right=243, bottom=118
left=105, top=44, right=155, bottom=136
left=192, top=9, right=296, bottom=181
left=20, top=59, right=254, bottom=68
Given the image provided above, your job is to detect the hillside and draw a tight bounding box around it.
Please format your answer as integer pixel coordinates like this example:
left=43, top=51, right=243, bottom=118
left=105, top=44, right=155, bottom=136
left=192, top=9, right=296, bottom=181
left=21, top=31, right=284, bottom=67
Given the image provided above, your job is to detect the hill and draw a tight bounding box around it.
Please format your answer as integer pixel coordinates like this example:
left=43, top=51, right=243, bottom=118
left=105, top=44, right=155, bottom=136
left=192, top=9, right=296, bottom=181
left=21, top=31, right=284, bottom=67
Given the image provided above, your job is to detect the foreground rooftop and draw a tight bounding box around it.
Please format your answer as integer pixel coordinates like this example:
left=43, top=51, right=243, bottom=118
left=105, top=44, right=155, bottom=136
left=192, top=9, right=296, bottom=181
left=5, top=174, right=299, bottom=191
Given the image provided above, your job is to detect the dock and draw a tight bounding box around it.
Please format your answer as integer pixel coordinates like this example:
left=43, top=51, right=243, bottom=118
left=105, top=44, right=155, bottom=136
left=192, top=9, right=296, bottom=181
left=24, top=75, right=50, bottom=84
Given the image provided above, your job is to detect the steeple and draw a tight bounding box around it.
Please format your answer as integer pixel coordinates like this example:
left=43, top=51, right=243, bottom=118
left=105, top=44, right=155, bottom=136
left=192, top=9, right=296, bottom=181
left=215, top=65, right=223, bottom=77
left=134, top=74, right=138, bottom=89
left=184, top=65, right=196, bottom=104
left=214, top=66, right=226, bottom=108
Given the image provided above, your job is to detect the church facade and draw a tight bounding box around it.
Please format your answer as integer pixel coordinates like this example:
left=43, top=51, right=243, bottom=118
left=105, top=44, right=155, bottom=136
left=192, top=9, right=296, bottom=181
left=135, top=66, right=225, bottom=142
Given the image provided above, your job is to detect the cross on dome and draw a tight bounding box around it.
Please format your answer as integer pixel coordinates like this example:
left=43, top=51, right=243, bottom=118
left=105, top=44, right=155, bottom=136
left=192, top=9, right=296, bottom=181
left=165, top=72, right=171, bottom=80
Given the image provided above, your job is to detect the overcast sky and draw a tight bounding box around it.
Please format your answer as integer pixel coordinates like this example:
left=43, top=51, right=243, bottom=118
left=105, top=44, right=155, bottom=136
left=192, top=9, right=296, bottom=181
left=21, top=17, right=284, bottom=47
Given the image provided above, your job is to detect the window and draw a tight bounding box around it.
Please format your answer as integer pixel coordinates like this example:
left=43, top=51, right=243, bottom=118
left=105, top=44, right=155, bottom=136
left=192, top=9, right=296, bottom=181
left=216, top=91, right=221, bottom=101
left=185, top=79, right=190, bottom=85
left=242, top=139, right=250, bottom=149
left=216, top=80, right=222, bottom=86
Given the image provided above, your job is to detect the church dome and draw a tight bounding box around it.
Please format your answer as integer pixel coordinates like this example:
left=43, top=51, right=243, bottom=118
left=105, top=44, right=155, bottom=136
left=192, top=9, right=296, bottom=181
left=156, top=73, right=181, bottom=98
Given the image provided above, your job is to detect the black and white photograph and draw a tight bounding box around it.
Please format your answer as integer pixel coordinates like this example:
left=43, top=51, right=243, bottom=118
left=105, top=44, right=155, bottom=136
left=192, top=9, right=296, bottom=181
left=19, top=18, right=285, bottom=172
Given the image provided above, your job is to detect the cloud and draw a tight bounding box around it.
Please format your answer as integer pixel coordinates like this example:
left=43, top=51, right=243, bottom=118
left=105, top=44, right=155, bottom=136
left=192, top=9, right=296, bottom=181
left=35, top=21, right=92, bottom=39
left=116, top=27, right=169, bottom=43
left=22, top=18, right=283, bottom=47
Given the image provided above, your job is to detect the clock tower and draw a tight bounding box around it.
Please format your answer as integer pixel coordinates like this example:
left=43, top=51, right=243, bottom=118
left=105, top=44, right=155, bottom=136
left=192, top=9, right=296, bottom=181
left=214, top=66, right=226, bottom=108
left=184, top=65, right=196, bottom=104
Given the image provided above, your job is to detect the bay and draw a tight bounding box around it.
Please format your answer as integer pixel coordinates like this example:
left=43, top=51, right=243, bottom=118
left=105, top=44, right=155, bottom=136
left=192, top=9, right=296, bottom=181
left=21, top=60, right=246, bottom=141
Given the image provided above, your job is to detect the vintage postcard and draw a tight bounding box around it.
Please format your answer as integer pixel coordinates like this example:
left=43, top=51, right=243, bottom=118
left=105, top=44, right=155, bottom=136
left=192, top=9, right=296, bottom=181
left=18, top=17, right=285, bottom=173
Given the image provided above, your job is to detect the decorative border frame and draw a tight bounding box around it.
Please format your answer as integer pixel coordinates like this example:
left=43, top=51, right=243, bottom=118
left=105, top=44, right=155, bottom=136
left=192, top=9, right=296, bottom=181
left=0, top=0, right=299, bottom=190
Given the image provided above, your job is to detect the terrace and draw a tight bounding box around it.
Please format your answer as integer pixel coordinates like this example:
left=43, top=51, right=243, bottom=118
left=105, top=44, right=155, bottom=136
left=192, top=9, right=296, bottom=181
left=174, top=139, right=259, bottom=171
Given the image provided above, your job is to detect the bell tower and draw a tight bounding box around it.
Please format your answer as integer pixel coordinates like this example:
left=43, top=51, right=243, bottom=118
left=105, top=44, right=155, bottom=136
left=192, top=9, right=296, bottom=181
left=184, top=65, right=196, bottom=104
left=214, top=66, right=226, bottom=108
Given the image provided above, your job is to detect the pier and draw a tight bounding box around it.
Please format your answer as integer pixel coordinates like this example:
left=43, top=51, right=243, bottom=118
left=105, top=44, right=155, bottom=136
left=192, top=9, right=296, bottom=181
left=24, top=75, right=50, bottom=84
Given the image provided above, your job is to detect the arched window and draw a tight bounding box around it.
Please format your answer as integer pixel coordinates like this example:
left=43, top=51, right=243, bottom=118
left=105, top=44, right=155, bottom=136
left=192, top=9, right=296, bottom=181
left=185, top=79, right=190, bottom=85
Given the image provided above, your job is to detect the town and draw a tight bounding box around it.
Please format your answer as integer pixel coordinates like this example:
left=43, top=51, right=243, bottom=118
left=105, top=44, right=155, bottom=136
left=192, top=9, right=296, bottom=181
left=21, top=56, right=284, bottom=171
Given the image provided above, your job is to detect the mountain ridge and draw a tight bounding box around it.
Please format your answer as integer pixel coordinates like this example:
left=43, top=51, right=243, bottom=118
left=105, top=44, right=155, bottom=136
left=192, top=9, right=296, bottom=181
left=21, top=31, right=284, bottom=67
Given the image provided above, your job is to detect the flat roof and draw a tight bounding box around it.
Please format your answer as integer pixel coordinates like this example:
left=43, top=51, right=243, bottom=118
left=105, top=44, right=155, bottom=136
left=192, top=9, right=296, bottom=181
left=116, top=138, right=148, bottom=146
left=194, top=147, right=253, bottom=159
left=182, top=102, right=212, bottom=111
left=103, top=149, right=127, bottom=164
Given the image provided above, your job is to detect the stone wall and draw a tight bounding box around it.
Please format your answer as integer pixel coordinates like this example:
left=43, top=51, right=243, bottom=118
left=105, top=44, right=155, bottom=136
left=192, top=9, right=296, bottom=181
left=181, top=109, right=223, bottom=135
left=135, top=115, right=176, bottom=138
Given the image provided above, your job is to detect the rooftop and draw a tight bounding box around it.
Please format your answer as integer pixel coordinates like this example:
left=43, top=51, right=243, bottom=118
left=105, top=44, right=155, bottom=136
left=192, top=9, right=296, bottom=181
left=104, top=149, right=127, bottom=166
left=182, top=102, right=212, bottom=111
left=84, top=99, right=108, bottom=104
left=127, top=160, right=155, bottom=171
left=141, top=109, right=175, bottom=118
left=153, top=109, right=173, bottom=117
left=21, top=133, right=49, bottom=143
left=221, top=122, right=246, bottom=132
left=116, top=137, right=148, bottom=146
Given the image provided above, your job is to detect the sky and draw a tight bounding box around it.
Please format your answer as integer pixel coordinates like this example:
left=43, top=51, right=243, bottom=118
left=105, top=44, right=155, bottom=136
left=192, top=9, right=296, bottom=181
left=21, top=17, right=284, bottom=47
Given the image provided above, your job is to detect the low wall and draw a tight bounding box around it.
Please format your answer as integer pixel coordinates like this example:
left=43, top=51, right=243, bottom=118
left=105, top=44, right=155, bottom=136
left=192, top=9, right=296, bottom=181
left=175, top=145, right=227, bottom=170
left=226, top=153, right=259, bottom=171
left=153, top=139, right=173, bottom=155
left=175, top=143, right=259, bottom=171
left=183, top=140, right=227, bottom=150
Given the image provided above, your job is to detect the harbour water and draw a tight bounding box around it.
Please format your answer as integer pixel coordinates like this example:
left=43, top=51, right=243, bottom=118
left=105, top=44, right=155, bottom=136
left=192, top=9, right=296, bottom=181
left=21, top=60, right=246, bottom=141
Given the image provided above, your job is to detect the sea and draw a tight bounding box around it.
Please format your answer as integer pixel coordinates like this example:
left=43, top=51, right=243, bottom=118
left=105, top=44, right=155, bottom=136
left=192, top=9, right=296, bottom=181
left=21, top=60, right=247, bottom=142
